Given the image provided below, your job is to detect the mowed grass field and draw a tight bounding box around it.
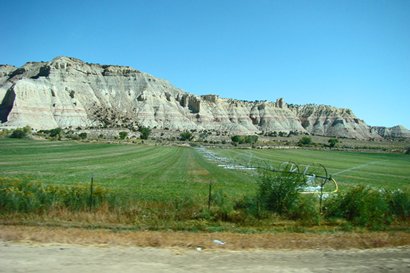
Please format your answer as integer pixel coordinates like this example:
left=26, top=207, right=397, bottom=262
left=0, top=139, right=256, bottom=202
left=1, top=138, right=409, bottom=202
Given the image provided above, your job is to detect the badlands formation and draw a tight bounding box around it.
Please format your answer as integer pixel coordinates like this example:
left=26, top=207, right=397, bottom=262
left=0, top=56, right=408, bottom=139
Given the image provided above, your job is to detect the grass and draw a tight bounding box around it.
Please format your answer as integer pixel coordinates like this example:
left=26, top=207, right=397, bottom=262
left=0, top=139, right=257, bottom=202
left=1, top=138, right=409, bottom=198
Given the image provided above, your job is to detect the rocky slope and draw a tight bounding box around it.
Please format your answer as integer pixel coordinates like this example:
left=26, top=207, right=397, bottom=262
left=0, top=56, right=403, bottom=139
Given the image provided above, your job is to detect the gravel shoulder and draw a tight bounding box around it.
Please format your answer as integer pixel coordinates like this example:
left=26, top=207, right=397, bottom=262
left=1, top=241, right=409, bottom=273
left=1, top=225, right=410, bottom=272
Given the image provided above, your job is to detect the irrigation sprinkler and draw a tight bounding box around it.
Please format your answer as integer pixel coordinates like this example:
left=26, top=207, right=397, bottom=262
left=196, top=146, right=338, bottom=212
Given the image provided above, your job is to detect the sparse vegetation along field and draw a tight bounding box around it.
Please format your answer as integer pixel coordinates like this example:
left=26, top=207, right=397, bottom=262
left=0, top=138, right=409, bottom=232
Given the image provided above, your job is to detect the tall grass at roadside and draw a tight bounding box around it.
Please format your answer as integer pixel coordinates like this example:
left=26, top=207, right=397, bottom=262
left=1, top=177, right=409, bottom=231
left=0, top=178, right=108, bottom=212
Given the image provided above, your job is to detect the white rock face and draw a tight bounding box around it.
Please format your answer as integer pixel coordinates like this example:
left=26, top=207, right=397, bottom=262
left=370, top=125, right=410, bottom=139
left=289, top=104, right=382, bottom=139
left=0, top=56, right=397, bottom=139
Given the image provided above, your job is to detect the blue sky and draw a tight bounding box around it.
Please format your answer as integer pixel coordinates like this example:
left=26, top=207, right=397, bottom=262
left=2, top=0, right=409, bottom=128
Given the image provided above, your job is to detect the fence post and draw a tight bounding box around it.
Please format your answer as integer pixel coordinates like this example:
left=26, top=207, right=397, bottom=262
left=89, top=176, right=94, bottom=211
left=208, top=180, right=212, bottom=210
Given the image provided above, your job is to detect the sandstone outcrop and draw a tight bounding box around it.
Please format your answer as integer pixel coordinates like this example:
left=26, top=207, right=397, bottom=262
left=0, top=56, right=404, bottom=139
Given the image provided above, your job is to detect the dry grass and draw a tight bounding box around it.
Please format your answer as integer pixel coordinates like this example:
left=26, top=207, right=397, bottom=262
left=1, top=224, right=409, bottom=250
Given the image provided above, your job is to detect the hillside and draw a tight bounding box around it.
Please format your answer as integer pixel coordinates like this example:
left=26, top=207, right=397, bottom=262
left=0, top=56, right=406, bottom=139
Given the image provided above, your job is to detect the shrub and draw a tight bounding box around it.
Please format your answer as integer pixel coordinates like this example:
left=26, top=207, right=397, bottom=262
left=231, top=135, right=241, bottom=143
left=257, top=168, right=306, bottom=216
left=179, top=131, right=193, bottom=141
left=49, top=127, right=62, bottom=138
left=387, top=189, right=410, bottom=221
left=325, top=186, right=392, bottom=229
left=298, top=136, right=312, bottom=146
left=10, top=129, right=27, bottom=139
left=139, top=126, right=151, bottom=140
left=22, top=125, right=32, bottom=134
left=245, top=135, right=258, bottom=144
left=119, top=131, right=128, bottom=140
left=231, top=135, right=258, bottom=144
left=78, top=132, right=87, bottom=139
left=288, top=194, right=320, bottom=226
left=328, top=138, right=339, bottom=148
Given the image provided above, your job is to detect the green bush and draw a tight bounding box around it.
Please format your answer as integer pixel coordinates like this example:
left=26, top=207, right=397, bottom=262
left=324, top=186, right=392, bottom=229
left=231, top=135, right=241, bottom=143
left=139, top=126, right=151, bottom=140
left=328, top=138, right=339, bottom=148
left=387, top=189, right=410, bottom=221
left=78, top=132, right=87, bottom=139
left=288, top=194, right=320, bottom=226
left=257, top=168, right=306, bottom=216
left=119, top=131, right=128, bottom=140
left=231, top=135, right=258, bottom=144
left=49, top=127, right=62, bottom=138
left=179, top=131, right=193, bottom=141
left=298, top=136, right=312, bottom=146
left=10, top=129, right=27, bottom=139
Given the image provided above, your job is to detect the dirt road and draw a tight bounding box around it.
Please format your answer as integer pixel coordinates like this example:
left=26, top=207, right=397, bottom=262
left=1, top=241, right=409, bottom=273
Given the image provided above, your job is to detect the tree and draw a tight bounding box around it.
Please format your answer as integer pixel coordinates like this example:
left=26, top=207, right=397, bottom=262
left=119, top=131, right=128, bottom=140
left=179, top=131, right=193, bottom=141
left=298, top=136, right=312, bottom=146
left=328, top=138, right=339, bottom=148
left=138, top=126, right=151, bottom=140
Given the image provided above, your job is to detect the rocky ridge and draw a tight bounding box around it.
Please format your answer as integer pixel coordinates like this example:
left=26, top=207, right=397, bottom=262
left=0, top=57, right=406, bottom=139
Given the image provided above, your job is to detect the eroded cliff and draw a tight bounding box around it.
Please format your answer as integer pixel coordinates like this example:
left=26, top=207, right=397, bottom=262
left=0, top=56, right=395, bottom=139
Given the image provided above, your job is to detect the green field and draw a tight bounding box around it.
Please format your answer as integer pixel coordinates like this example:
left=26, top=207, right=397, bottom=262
left=0, top=138, right=409, bottom=202
left=0, top=139, right=256, bottom=202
